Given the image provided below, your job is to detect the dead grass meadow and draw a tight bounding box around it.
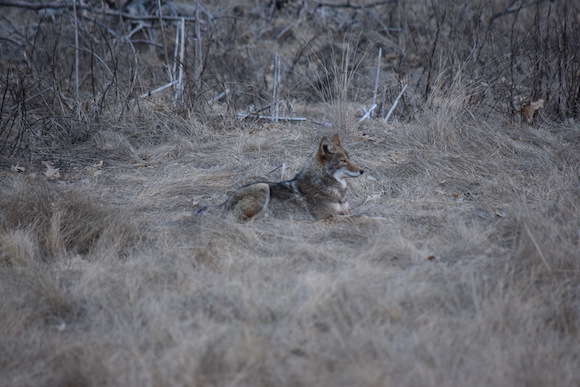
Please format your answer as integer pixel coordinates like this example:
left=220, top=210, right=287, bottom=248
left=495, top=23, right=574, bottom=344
left=1, top=1, right=579, bottom=386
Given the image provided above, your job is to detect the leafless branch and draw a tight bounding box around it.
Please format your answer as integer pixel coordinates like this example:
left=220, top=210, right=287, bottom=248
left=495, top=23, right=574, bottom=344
left=490, top=0, right=548, bottom=22
left=0, top=1, right=83, bottom=10
left=0, top=1, right=198, bottom=21
left=315, top=0, right=396, bottom=9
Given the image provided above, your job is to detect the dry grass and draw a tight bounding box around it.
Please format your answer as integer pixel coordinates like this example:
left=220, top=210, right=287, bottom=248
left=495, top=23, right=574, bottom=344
left=1, top=1, right=579, bottom=386
left=2, top=110, right=579, bottom=386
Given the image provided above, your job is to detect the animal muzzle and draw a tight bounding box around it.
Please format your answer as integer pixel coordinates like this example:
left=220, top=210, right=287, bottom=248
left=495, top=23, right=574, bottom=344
left=346, top=169, right=364, bottom=177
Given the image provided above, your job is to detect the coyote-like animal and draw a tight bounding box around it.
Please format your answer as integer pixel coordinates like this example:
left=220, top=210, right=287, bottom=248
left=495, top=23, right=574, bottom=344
left=196, top=133, right=364, bottom=222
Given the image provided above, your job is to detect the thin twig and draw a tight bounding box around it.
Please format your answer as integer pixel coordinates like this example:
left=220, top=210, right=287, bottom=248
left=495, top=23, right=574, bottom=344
left=179, top=17, right=185, bottom=95
left=125, top=23, right=148, bottom=40
left=358, top=104, right=377, bottom=122
left=371, top=47, right=381, bottom=117
left=128, top=40, right=164, bottom=48
left=73, top=0, right=79, bottom=102
left=157, top=0, right=172, bottom=83
left=171, top=21, right=180, bottom=83
left=212, top=88, right=230, bottom=102
left=272, top=54, right=281, bottom=122
left=315, top=0, right=396, bottom=9
left=9, top=88, right=52, bottom=111
left=131, top=80, right=178, bottom=102
left=103, top=10, right=198, bottom=22
left=384, top=84, right=407, bottom=122
left=0, top=0, right=84, bottom=10
left=524, top=224, right=552, bottom=271
left=195, top=0, right=203, bottom=84
left=0, top=1, right=199, bottom=21
left=425, top=1, right=446, bottom=99
left=490, top=0, right=548, bottom=22
left=237, top=113, right=306, bottom=121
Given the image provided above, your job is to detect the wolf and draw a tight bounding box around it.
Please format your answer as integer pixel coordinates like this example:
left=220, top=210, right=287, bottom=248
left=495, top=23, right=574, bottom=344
left=196, top=133, right=364, bottom=222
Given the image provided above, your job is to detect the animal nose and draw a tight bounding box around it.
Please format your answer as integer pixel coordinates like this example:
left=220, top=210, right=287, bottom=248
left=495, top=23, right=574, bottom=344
left=360, top=169, right=364, bottom=174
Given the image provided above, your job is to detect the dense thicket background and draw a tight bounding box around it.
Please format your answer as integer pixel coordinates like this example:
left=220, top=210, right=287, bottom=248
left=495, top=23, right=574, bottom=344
left=1, top=0, right=579, bottom=160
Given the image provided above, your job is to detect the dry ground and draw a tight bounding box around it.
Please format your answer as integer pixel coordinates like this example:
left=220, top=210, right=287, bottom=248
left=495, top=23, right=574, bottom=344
left=1, top=1, right=580, bottom=386
left=1, top=106, right=579, bottom=386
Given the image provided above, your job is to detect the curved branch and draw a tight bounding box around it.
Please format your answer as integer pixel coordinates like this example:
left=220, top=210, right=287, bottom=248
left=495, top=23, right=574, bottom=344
left=0, top=1, right=84, bottom=10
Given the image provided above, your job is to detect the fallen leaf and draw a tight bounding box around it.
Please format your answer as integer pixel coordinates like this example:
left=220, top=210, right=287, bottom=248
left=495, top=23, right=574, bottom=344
left=520, top=99, right=544, bottom=124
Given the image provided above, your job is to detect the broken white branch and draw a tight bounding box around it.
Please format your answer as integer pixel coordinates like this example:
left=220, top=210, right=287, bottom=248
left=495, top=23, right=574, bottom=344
left=212, top=88, right=230, bottom=102
left=131, top=80, right=178, bottom=102
left=126, top=22, right=148, bottom=40
left=384, top=84, right=407, bottom=122
left=174, top=17, right=185, bottom=103
left=370, top=47, right=381, bottom=117
left=358, top=103, right=377, bottom=122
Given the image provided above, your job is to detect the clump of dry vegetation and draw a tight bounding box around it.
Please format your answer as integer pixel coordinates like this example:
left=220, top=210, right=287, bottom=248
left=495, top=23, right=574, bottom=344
left=0, top=1, right=579, bottom=386
left=0, top=176, right=146, bottom=263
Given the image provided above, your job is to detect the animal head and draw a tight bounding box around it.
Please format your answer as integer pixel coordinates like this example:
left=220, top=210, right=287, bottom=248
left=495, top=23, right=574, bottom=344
left=316, top=133, right=364, bottom=181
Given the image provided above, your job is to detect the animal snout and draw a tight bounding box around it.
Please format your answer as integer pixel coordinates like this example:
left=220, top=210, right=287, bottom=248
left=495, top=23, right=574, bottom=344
left=346, top=169, right=364, bottom=177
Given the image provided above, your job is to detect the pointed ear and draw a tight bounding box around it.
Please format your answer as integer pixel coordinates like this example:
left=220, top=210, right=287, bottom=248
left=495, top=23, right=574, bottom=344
left=330, top=133, right=341, bottom=146
left=319, top=136, right=336, bottom=155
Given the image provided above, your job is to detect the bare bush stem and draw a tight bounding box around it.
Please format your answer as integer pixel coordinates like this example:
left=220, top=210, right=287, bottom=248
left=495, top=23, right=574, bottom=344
left=157, top=0, right=172, bottom=82
left=195, top=0, right=203, bottom=84
left=0, top=1, right=197, bottom=21
left=425, top=2, right=446, bottom=99
left=272, top=54, right=281, bottom=122
left=73, top=0, right=79, bottom=103
left=315, top=0, right=396, bottom=9
left=0, top=0, right=83, bottom=10
left=490, top=0, right=549, bottom=22
left=237, top=113, right=305, bottom=121
left=371, top=47, right=382, bottom=117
